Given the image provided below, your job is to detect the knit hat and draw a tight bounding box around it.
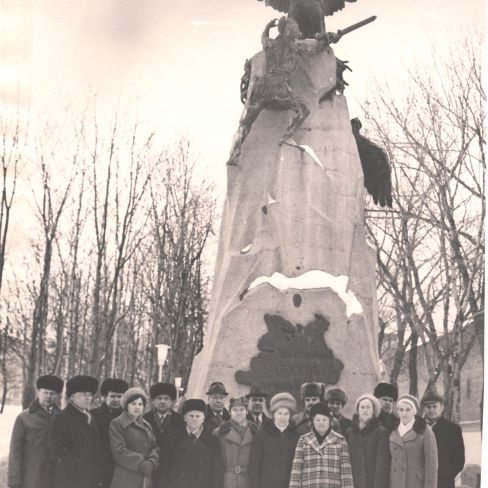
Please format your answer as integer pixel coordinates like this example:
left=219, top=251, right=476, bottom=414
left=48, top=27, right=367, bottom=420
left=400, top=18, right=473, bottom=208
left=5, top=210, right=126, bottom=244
left=66, top=375, right=98, bottom=397
left=397, top=394, right=420, bottom=413
left=122, top=387, right=148, bottom=409
left=36, top=375, right=63, bottom=393
left=421, top=390, right=444, bottom=405
left=355, top=393, right=381, bottom=417
left=309, top=402, right=332, bottom=419
left=326, top=388, right=347, bottom=405
left=206, top=381, right=229, bottom=396
left=300, top=382, right=324, bottom=400
left=100, top=378, right=129, bottom=396
left=374, top=382, right=398, bottom=401
left=229, top=396, right=248, bottom=410
left=150, top=382, right=177, bottom=400
left=181, top=398, right=207, bottom=415
left=269, top=392, right=296, bottom=414
left=247, top=386, right=269, bottom=398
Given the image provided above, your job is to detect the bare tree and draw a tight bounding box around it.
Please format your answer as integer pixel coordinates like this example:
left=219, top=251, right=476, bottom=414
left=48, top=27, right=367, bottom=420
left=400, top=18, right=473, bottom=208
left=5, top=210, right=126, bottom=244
left=366, top=38, right=485, bottom=421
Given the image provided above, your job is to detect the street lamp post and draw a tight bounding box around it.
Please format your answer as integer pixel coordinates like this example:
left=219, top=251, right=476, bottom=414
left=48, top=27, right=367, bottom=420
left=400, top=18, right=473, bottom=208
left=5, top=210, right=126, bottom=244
left=155, top=344, right=170, bottom=382
left=175, top=376, right=182, bottom=401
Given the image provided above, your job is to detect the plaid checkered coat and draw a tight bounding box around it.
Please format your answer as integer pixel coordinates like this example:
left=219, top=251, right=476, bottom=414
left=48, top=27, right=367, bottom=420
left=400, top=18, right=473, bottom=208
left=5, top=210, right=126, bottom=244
left=289, top=429, right=354, bottom=488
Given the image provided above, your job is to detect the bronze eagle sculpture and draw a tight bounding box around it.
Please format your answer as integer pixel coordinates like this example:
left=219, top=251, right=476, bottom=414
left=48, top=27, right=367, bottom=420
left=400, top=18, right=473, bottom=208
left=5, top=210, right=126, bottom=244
left=257, top=0, right=357, bottom=38
left=351, top=118, right=393, bottom=208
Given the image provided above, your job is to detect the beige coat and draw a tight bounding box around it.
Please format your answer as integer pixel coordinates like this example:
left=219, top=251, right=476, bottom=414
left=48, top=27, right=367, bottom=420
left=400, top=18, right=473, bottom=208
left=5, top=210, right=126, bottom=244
left=109, top=411, right=159, bottom=488
left=389, top=416, right=438, bottom=488
left=214, top=421, right=257, bottom=488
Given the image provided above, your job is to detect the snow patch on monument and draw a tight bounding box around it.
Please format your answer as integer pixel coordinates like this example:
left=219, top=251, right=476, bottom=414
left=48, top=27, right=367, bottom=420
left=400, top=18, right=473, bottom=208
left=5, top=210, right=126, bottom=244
left=248, top=270, right=363, bottom=318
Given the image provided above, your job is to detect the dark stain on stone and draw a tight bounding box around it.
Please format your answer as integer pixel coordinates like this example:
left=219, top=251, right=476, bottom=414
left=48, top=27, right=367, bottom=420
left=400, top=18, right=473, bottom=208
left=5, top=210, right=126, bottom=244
left=296, top=266, right=301, bottom=270
left=261, top=205, right=268, bottom=215
left=235, top=313, right=344, bottom=400
left=293, top=294, right=302, bottom=307
left=239, top=288, right=249, bottom=301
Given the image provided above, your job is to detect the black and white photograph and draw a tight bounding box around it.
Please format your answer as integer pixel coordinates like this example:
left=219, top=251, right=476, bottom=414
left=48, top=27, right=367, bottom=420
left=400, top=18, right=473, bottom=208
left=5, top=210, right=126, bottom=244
left=0, top=0, right=484, bottom=487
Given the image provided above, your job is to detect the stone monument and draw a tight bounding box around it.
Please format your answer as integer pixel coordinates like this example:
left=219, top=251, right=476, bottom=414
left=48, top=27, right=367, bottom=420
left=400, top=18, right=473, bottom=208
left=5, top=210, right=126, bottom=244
left=187, top=0, right=391, bottom=415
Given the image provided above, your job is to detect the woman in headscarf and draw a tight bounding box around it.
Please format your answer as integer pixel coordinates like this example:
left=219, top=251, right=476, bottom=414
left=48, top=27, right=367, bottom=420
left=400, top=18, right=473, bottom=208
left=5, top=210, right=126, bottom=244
left=109, top=387, right=159, bottom=488
left=389, top=394, right=438, bottom=488
left=345, top=393, right=390, bottom=488
left=289, top=402, right=354, bottom=488
left=249, top=392, right=298, bottom=488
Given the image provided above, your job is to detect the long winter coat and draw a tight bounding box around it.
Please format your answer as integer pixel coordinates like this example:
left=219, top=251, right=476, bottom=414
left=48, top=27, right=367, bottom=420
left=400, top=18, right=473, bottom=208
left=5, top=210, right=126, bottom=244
left=289, top=429, right=354, bottom=488
left=429, top=417, right=465, bottom=488
left=109, top=411, right=159, bottom=488
left=345, top=415, right=390, bottom=488
left=378, top=411, right=398, bottom=432
left=48, top=402, right=104, bottom=488
left=204, top=406, right=230, bottom=430
left=389, top=416, right=438, bottom=488
left=168, top=425, right=224, bottom=488
left=292, top=411, right=312, bottom=436
left=246, top=411, right=271, bottom=429
left=143, top=410, right=185, bottom=488
left=91, top=403, right=124, bottom=487
left=214, top=420, right=258, bottom=488
left=249, top=421, right=298, bottom=488
left=8, top=400, right=60, bottom=488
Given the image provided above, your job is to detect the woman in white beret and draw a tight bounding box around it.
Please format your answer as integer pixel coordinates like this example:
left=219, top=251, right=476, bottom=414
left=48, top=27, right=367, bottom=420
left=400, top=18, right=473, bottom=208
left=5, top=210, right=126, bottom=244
left=389, top=394, right=438, bottom=488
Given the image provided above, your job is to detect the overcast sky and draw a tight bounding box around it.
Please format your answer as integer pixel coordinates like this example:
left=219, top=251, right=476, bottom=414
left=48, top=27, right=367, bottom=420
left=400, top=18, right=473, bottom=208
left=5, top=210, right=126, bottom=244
left=1, top=0, right=485, bottom=190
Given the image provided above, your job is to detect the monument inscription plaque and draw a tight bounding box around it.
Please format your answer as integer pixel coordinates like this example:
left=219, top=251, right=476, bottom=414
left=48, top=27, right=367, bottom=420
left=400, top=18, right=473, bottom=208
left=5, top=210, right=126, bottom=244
left=236, top=313, right=344, bottom=399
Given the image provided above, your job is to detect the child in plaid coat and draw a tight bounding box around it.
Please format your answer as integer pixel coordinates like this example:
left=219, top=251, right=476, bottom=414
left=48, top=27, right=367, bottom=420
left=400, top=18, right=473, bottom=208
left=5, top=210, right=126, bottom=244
left=289, top=402, right=354, bottom=488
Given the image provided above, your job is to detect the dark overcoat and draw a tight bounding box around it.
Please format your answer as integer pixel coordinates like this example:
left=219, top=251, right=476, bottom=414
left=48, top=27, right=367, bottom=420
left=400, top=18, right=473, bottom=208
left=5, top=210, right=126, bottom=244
left=48, top=402, right=104, bottom=488
left=168, top=425, right=224, bottom=488
left=214, top=421, right=258, bottom=488
left=109, top=411, right=159, bottom=488
left=246, top=412, right=271, bottom=429
left=337, top=414, right=352, bottom=434
left=345, top=415, right=390, bottom=488
left=389, top=416, right=438, bottom=488
left=249, top=421, right=298, bottom=488
left=91, top=403, right=123, bottom=487
left=378, top=411, right=398, bottom=432
left=430, top=417, right=465, bottom=488
left=143, top=409, right=185, bottom=488
left=204, top=406, right=230, bottom=430
left=291, top=411, right=312, bottom=436
left=8, top=400, right=60, bottom=488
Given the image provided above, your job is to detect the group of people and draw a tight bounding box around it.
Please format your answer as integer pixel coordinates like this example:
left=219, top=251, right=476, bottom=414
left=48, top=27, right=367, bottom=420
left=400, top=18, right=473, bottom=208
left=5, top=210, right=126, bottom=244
left=8, top=374, right=465, bottom=488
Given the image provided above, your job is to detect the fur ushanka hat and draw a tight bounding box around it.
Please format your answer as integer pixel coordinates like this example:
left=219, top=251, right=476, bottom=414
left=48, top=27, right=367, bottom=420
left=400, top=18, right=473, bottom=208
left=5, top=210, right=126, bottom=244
left=36, top=375, right=63, bottom=393
left=66, top=375, right=98, bottom=397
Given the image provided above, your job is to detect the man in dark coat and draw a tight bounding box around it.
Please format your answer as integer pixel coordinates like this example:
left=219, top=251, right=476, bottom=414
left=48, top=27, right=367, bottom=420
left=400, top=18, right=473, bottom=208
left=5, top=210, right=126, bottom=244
left=422, top=391, right=465, bottom=488
left=143, top=382, right=185, bottom=488
left=291, top=382, right=324, bottom=435
left=326, top=388, right=352, bottom=434
left=374, top=382, right=398, bottom=431
left=204, top=382, right=230, bottom=429
left=48, top=375, right=104, bottom=488
left=8, top=374, right=63, bottom=488
left=91, top=378, right=129, bottom=487
left=168, top=398, right=223, bottom=488
left=246, top=386, right=271, bottom=428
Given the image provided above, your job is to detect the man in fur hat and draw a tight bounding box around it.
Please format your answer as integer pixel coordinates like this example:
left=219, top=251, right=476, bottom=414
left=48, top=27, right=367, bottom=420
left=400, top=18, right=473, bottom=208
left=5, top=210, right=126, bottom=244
left=168, top=399, right=223, bottom=488
left=143, top=382, right=185, bottom=488
left=422, top=390, right=465, bottom=488
left=326, top=388, right=352, bottom=434
left=48, top=375, right=104, bottom=488
left=246, top=386, right=271, bottom=429
left=292, top=382, right=324, bottom=435
left=373, top=382, right=398, bottom=431
left=8, top=374, right=63, bottom=488
left=91, top=378, right=129, bottom=487
left=204, top=381, right=230, bottom=429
